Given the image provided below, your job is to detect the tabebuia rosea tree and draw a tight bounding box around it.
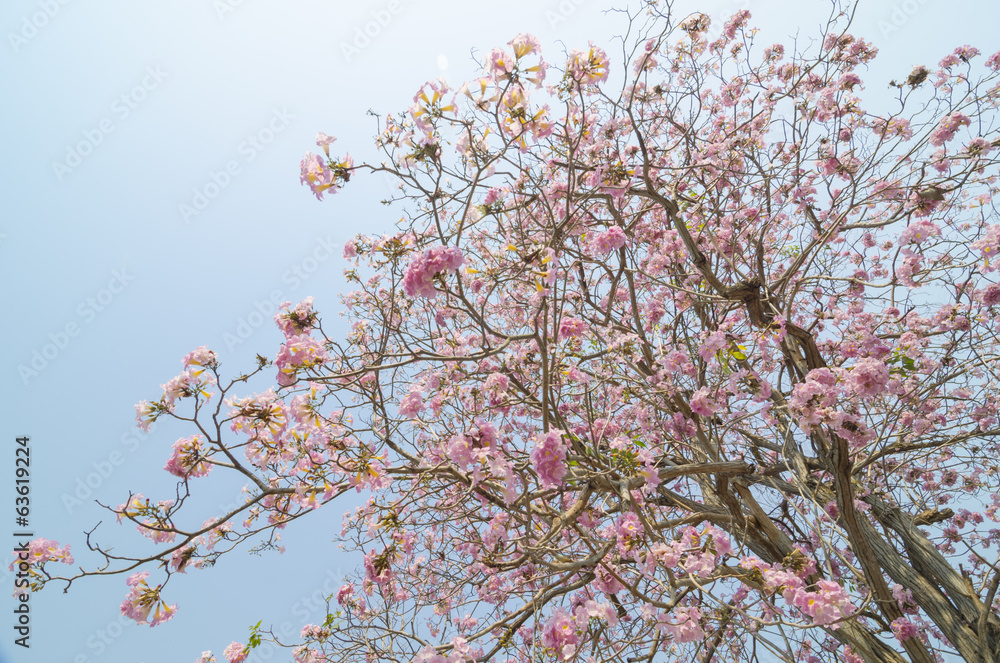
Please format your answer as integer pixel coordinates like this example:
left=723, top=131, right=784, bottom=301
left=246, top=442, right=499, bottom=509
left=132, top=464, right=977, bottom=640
left=21, top=1, right=1000, bottom=661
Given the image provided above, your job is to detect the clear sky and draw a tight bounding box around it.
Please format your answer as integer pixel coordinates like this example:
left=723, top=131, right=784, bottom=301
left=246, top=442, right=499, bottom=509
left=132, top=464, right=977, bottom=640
left=1, top=1, right=998, bottom=662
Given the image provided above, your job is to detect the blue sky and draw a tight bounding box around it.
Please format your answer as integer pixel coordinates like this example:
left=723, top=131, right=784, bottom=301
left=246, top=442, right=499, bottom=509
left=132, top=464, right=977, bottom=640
left=2, top=1, right=998, bottom=662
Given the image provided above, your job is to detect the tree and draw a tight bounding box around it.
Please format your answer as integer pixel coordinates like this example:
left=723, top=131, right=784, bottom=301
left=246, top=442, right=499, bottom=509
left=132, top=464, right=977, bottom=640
left=19, top=2, right=1000, bottom=661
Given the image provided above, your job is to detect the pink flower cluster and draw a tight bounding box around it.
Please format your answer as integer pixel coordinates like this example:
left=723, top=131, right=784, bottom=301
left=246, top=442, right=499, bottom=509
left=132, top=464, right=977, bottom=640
left=275, top=335, right=331, bottom=387
left=402, top=246, right=464, bottom=299
left=9, top=538, right=73, bottom=572
left=161, top=368, right=216, bottom=409
left=530, top=429, right=568, bottom=489
left=163, top=435, right=212, bottom=478
left=615, top=513, right=644, bottom=553
left=169, top=544, right=202, bottom=573
left=411, top=638, right=482, bottom=663
left=120, top=571, right=176, bottom=627
left=223, top=642, right=249, bottom=663
left=275, top=298, right=318, bottom=338
left=398, top=391, right=426, bottom=418
left=973, top=225, right=1000, bottom=270
left=293, top=646, right=328, bottom=663
left=566, top=43, right=610, bottom=85
left=587, top=226, right=627, bottom=254
left=484, top=33, right=547, bottom=88
left=661, top=605, right=706, bottom=643
left=743, top=557, right=855, bottom=627
left=891, top=617, right=920, bottom=642
left=300, top=134, right=353, bottom=200
left=336, top=583, right=369, bottom=617
left=182, top=346, right=218, bottom=371
left=557, top=317, right=589, bottom=340
left=929, top=112, right=971, bottom=147
left=899, top=219, right=941, bottom=244
left=540, top=608, right=580, bottom=660
left=722, top=9, right=751, bottom=39
left=845, top=357, right=890, bottom=399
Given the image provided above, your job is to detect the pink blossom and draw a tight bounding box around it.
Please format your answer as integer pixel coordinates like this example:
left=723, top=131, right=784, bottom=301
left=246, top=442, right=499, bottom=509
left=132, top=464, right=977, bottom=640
left=398, top=392, right=426, bottom=418
left=196, top=653, right=216, bottom=663
left=9, top=538, right=73, bottom=572
left=791, top=579, right=855, bottom=626
left=336, top=584, right=354, bottom=606
left=698, top=331, right=728, bottom=362
left=120, top=571, right=177, bottom=627
left=161, top=369, right=215, bottom=408
left=573, top=600, right=618, bottom=627
left=703, top=523, right=732, bottom=556
left=689, top=387, right=720, bottom=417
left=566, top=43, right=609, bottom=85
left=315, top=132, right=336, bottom=157
left=364, top=547, right=396, bottom=588
left=412, top=647, right=447, bottom=663
left=530, top=429, right=568, bottom=489
left=616, top=513, right=644, bottom=553
left=223, top=642, right=249, bottom=663
left=300, top=151, right=352, bottom=200
left=293, top=646, right=328, bottom=663
left=275, top=335, right=331, bottom=386
left=300, top=153, right=334, bottom=200
left=789, top=370, right=840, bottom=430
left=899, top=219, right=941, bottom=244
left=509, top=33, right=541, bottom=59
left=929, top=112, right=971, bottom=147
left=891, top=617, right=919, bottom=642
left=486, top=48, right=514, bottom=82
left=845, top=358, right=890, bottom=398
left=484, top=373, right=509, bottom=403
left=973, top=225, right=1000, bottom=269
left=134, top=399, right=159, bottom=432
left=540, top=608, right=579, bottom=660
left=838, top=72, right=861, bottom=90
left=987, top=49, right=1000, bottom=71
left=679, top=13, right=711, bottom=34
left=483, top=187, right=504, bottom=205
left=182, top=346, right=218, bottom=370
left=557, top=317, right=589, bottom=340
left=274, top=298, right=318, bottom=338
left=978, top=284, right=1000, bottom=306
left=301, top=624, right=331, bottom=641
left=588, top=226, right=627, bottom=253
left=169, top=544, right=201, bottom=573
left=724, top=10, right=751, bottom=39
left=164, top=435, right=212, bottom=478
left=661, top=606, right=705, bottom=643
left=403, top=246, right=464, bottom=299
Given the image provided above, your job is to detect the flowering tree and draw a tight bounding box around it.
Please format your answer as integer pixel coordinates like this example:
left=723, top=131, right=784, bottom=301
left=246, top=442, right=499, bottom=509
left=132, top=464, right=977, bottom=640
left=21, top=2, right=1000, bottom=662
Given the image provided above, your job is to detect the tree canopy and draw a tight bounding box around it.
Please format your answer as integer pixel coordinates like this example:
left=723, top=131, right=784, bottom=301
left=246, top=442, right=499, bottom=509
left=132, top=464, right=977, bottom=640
left=21, top=2, right=1000, bottom=662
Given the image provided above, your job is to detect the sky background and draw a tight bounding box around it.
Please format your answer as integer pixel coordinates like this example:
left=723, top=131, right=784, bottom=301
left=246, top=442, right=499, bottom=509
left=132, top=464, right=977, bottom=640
left=1, top=1, right=998, bottom=662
